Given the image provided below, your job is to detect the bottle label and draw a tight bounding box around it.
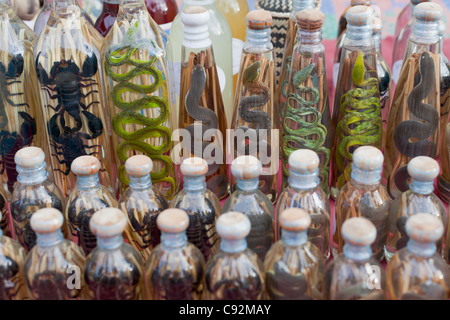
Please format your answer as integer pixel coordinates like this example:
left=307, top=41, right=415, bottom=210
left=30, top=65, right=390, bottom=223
left=232, top=38, right=244, bottom=76
left=392, top=60, right=403, bottom=85
left=333, top=63, right=340, bottom=88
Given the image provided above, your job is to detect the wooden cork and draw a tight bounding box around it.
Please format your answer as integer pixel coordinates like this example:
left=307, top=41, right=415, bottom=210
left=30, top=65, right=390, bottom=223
left=414, top=2, right=443, bottom=22
left=342, top=217, right=376, bottom=246
left=157, top=208, right=189, bottom=233
left=125, top=155, right=153, bottom=178
left=180, top=157, right=208, bottom=177
left=30, top=208, right=64, bottom=234
left=351, top=0, right=371, bottom=6
left=407, top=156, right=439, bottom=181
left=14, top=147, right=45, bottom=169
left=216, top=212, right=251, bottom=240
left=71, top=156, right=101, bottom=176
left=246, top=9, right=272, bottom=30
left=90, top=208, right=127, bottom=238
left=352, top=146, right=383, bottom=171
left=296, top=8, right=324, bottom=31
left=345, top=5, right=374, bottom=27
left=231, top=156, right=262, bottom=181
left=288, top=149, right=319, bottom=174
left=406, top=213, right=443, bottom=243
left=183, top=5, right=207, bottom=15
left=279, top=208, right=311, bottom=232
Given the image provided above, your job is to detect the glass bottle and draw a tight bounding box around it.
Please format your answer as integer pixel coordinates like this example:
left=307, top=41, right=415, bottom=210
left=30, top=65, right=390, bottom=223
left=85, top=208, right=146, bottom=300
left=386, top=156, right=446, bottom=262
left=223, top=155, right=274, bottom=261
left=333, top=146, right=390, bottom=261
left=277, top=149, right=330, bottom=259
left=102, top=0, right=178, bottom=200
left=265, top=208, right=324, bottom=300
left=203, top=211, right=265, bottom=300
left=391, top=0, right=431, bottom=86
left=0, top=185, right=8, bottom=237
left=0, top=212, right=28, bottom=299
left=385, top=3, right=442, bottom=199
left=282, top=8, right=331, bottom=196
left=118, top=155, right=169, bottom=260
left=34, top=0, right=116, bottom=198
left=33, top=0, right=94, bottom=36
left=170, top=157, right=221, bottom=261
left=94, top=0, right=120, bottom=36
left=0, top=0, right=47, bottom=196
left=175, top=6, right=228, bottom=200
left=276, top=0, right=314, bottom=120
left=24, top=208, right=86, bottom=300
left=65, top=156, right=118, bottom=256
left=79, top=0, right=104, bottom=21
left=145, top=208, right=205, bottom=300
left=11, top=147, right=65, bottom=252
left=167, top=0, right=233, bottom=128
left=336, top=0, right=370, bottom=40
left=330, top=6, right=382, bottom=198
left=387, top=214, right=450, bottom=300
left=231, top=9, right=278, bottom=203
left=324, top=217, right=385, bottom=300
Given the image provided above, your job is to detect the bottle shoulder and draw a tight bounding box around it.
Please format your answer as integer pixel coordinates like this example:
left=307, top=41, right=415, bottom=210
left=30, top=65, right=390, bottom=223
left=86, top=243, right=144, bottom=274
left=146, top=243, right=205, bottom=273
left=223, top=190, right=274, bottom=217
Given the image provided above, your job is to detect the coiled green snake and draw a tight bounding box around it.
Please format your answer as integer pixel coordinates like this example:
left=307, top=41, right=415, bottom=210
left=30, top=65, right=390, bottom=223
left=105, top=34, right=175, bottom=198
left=336, top=52, right=382, bottom=189
left=281, top=63, right=330, bottom=193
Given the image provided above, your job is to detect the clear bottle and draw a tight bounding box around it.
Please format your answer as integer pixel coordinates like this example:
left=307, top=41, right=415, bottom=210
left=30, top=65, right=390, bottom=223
left=145, top=208, right=205, bottom=300
left=0, top=185, right=9, bottom=237
left=336, top=0, right=370, bottom=39
left=386, top=156, right=446, bottom=262
left=65, top=156, right=118, bottom=256
left=264, top=208, right=324, bottom=300
left=331, top=6, right=381, bottom=198
left=277, top=149, right=330, bottom=260
left=0, top=0, right=47, bottom=196
left=387, top=214, right=450, bottom=300
left=167, top=0, right=233, bottom=128
left=276, top=0, right=314, bottom=121
left=0, top=212, right=28, bottom=300
left=325, top=217, right=385, bottom=300
left=118, top=155, right=169, bottom=260
left=203, top=211, right=265, bottom=300
left=385, top=3, right=442, bottom=199
left=24, top=208, right=86, bottom=300
left=175, top=6, right=228, bottom=200
left=85, top=208, right=146, bottom=300
left=102, top=0, right=178, bottom=200
left=282, top=8, right=331, bottom=195
left=333, top=146, right=390, bottom=261
left=170, top=157, right=221, bottom=261
left=223, top=155, right=274, bottom=261
left=11, top=147, right=65, bottom=252
left=231, top=9, right=278, bottom=203
left=34, top=0, right=115, bottom=198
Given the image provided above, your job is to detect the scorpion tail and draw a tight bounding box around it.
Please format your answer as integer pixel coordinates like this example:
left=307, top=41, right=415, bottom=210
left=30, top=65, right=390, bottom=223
left=82, top=110, right=103, bottom=139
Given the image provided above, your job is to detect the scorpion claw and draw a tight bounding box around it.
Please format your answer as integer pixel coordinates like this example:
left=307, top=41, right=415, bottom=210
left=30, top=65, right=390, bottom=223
left=6, top=55, right=24, bottom=78
left=80, top=53, right=98, bottom=78
left=82, top=111, right=103, bottom=139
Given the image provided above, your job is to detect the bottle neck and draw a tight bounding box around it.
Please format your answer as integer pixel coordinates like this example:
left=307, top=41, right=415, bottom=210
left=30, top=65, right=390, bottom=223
left=184, top=0, right=214, bottom=6
left=161, top=231, right=188, bottom=249
left=412, top=21, right=440, bottom=45
left=52, top=0, right=78, bottom=12
left=373, top=32, right=381, bottom=53
left=288, top=169, right=320, bottom=191
left=119, top=0, right=146, bottom=15
left=97, top=235, right=123, bottom=250
left=183, top=176, right=207, bottom=193
left=236, top=178, right=259, bottom=192
left=282, top=230, right=308, bottom=247
left=17, top=162, right=49, bottom=185
left=343, top=243, right=372, bottom=261
left=409, top=178, right=434, bottom=195
left=346, top=24, right=373, bottom=43
left=106, top=0, right=120, bottom=4
left=407, top=239, right=436, bottom=258
left=182, top=18, right=211, bottom=49
left=297, top=29, right=322, bottom=46
left=290, top=0, right=314, bottom=20
left=129, top=174, right=152, bottom=191
left=220, top=238, right=247, bottom=253
left=351, top=166, right=382, bottom=186
left=244, top=27, right=273, bottom=51
left=76, top=174, right=101, bottom=191
left=37, top=230, right=64, bottom=248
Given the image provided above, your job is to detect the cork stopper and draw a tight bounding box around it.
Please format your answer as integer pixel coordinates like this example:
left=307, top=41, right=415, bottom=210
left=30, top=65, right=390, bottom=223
left=407, top=156, right=439, bottom=182
left=352, top=146, right=383, bottom=172
left=125, top=155, right=153, bottom=178
left=406, top=213, right=443, bottom=243
left=31, top=208, right=64, bottom=234
left=351, top=0, right=371, bottom=6
left=71, top=156, right=101, bottom=176
left=372, top=17, right=382, bottom=33
left=157, top=208, right=189, bottom=233
left=231, top=156, right=262, bottom=181
left=296, top=8, right=324, bottom=31
left=90, top=208, right=127, bottom=238
left=342, top=217, right=377, bottom=246
left=216, top=212, right=251, bottom=240
left=15, top=147, right=45, bottom=169
left=414, top=2, right=443, bottom=22
left=183, top=5, right=207, bottom=15
left=246, top=9, right=272, bottom=30
left=345, top=5, right=374, bottom=27
left=180, top=157, right=208, bottom=177
left=279, top=208, right=311, bottom=232
left=288, top=149, right=320, bottom=174
left=411, top=0, right=431, bottom=5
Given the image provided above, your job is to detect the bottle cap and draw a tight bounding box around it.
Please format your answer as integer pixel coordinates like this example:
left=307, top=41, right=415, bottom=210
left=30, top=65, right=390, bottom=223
left=90, top=208, right=127, bottom=238
left=231, top=156, right=262, bottom=181
left=352, top=146, right=383, bottom=172
left=407, top=156, right=439, bottom=182
left=14, top=147, right=45, bottom=169
left=406, top=213, right=443, bottom=243
left=414, top=2, right=443, bottom=23
left=296, top=8, right=324, bottom=31
left=372, top=17, right=382, bottom=33
left=279, top=208, right=311, bottom=232
left=180, top=157, right=208, bottom=177
left=288, top=149, right=320, bottom=175
left=30, top=208, right=64, bottom=234
left=351, top=0, right=371, bottom=6
left=342, top=217, right=377, bottom=246
left=246, top=9, right=272, bottom=30
left=181, top=6, right=211, bottom=48
left=345, top=5, right=374, bottom=27
left=216, top=211, right=251, bottom=240
left=71, top=156, right=101, bottom=176
left=125, top=155, right=153, bottom=177
left=157, top=208, right=189, bottom=233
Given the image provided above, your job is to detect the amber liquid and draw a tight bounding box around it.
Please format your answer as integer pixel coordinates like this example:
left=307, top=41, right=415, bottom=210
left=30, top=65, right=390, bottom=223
left=94, top=1, right=119, bottom=37
left=145, top=0, right=178, bottom=25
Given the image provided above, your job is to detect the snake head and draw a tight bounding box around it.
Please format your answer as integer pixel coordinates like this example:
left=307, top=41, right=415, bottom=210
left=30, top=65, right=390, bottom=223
left=293, top=63, right=315, bottom=87
left=243, top=61, right=261, bottom=87
left=352, top=52, right=365, bottom=86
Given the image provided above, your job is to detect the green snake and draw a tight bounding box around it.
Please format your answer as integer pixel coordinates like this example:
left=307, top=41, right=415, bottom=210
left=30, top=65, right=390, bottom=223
left=104, top=23, right=175, bottom=198
left=281, top=63, right=330, bottom=193
left=336, top=52, right=381, bottom=189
